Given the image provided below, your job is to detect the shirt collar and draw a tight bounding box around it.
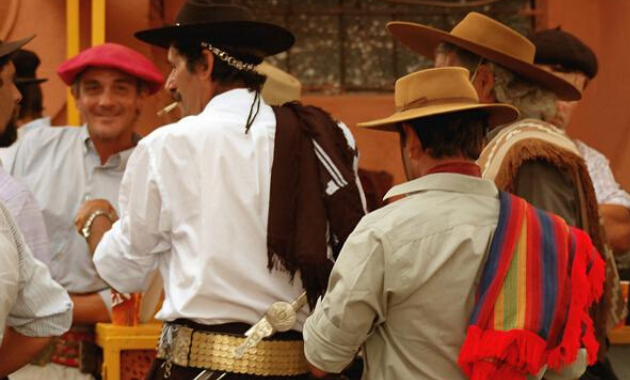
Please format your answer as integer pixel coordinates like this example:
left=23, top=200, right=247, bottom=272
left=384, top=173, right=498, bottom=200
left=81, top=125, right=140, bottom=169
left=200, top=88, right=262, bottom=116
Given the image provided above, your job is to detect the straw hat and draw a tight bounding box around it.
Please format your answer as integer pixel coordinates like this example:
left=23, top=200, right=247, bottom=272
left=256, top=62, right=301, bottom=105
left=387, top=12, right=581, bottom=101
left=357, top=67, right=519, bottom=132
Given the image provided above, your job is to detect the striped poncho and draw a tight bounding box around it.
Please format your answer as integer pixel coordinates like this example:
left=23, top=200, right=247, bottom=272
left=458, top=191, right=605, bottom=379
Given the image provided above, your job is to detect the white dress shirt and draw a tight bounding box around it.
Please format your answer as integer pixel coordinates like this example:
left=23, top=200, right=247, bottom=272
left=96, top=89, right=359, bottom=328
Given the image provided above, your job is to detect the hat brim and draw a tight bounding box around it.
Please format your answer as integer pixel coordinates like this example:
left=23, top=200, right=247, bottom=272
left=387, top=22, right=581, bottom=101
left=0, top=35, right=35, bottom=60
left=357, top=102, right=519, bottom=132
left=135, top=21, right=294, bottom=58
left=15, top=77, right=47, bottom=85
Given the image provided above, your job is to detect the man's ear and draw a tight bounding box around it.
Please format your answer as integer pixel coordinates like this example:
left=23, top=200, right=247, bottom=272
left=473, top=64, right=496, bottom=103
left=199, top=49, right=214, bottom=80
left=402, top=123, right=424, bottom=159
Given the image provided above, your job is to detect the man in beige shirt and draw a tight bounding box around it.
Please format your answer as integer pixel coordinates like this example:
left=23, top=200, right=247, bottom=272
left=303, top=68, right=592, bottom=380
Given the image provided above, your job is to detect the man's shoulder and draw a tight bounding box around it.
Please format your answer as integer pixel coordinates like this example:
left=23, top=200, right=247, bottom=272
left=357, top=186, right=500, bottom=247
left=18, top=125, right=83, bottom=150
left=139, top=117, right=199, bottom=149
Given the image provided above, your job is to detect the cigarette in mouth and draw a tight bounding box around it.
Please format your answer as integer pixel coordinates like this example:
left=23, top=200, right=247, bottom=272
left=157, top=101, right=179, bottom=117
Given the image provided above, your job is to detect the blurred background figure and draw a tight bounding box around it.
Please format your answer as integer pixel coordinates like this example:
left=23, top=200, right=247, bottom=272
left=533, top=28, right=630, bottom=260
left=12, top=49, right=49, bottom=136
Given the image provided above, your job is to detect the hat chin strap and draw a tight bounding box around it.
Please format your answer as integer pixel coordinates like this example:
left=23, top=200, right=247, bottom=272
left=201, top=42, right=255, bottom=72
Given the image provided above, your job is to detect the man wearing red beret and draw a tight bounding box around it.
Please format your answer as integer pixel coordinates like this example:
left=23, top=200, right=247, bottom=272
left=6, top=43, right=163, bottom=380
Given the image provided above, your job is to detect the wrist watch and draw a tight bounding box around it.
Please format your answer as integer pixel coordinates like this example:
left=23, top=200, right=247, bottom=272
left=81, top=209, right=114, bottom=239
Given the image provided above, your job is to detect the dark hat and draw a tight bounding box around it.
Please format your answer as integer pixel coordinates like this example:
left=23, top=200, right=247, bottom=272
left=12, top=49, right=48, bottom=85
left=0, top=35, right=35, bottom=60
left=135, top=0, right=294, bottom=62
left=531, top=28, right=598, bottom=79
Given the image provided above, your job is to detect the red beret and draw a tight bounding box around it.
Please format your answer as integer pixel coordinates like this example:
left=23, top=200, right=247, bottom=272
left=57, top=43, right=164, bottom=94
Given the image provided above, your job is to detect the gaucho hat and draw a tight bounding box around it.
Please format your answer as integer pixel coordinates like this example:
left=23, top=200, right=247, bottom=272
left=388, top=13, right=581, bottom=101
left=135, top=0, right=294, bottom=61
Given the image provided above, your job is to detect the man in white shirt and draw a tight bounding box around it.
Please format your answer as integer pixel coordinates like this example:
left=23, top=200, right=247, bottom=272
left=0, top=36, right=72, bottom=379
left=94, top=1, right=365, bottom=379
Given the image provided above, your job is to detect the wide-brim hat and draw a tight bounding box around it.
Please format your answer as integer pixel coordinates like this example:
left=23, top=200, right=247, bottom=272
left=13, top=49, right=48, bottom=85
left=256, top=62, right=301, bottom=105
left=387, top=12, right=581, bottom=101
left=57, top=43, right=164, bottom=95
left=0, top=35, right=35, bottom=60
left=357, top=67, right=519, bottom=132
left=135, top=0, right=294, bottom=60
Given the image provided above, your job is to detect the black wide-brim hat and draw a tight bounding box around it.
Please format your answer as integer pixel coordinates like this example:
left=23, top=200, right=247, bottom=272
left=135, top=0, right=294, bottom=60
left=13, top=49, right=48, bottom=85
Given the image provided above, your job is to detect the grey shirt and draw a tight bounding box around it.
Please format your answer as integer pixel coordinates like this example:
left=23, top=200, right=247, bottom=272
left=7, top=125, right=134, bottom=307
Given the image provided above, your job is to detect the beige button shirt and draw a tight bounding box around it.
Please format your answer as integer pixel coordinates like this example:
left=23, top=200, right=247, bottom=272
left=304, top=173, right=500, bottom=380
left=304, top=173, right=588, bottom=380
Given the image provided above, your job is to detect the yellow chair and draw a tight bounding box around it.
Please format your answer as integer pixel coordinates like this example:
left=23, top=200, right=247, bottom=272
left=95, top=323, right=162, bottom=380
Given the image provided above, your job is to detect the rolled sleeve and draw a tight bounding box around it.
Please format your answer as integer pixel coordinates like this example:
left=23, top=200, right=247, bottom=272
left=303, top=225, right=388, bottom=373
left=94, top=142, right=170, bottom=293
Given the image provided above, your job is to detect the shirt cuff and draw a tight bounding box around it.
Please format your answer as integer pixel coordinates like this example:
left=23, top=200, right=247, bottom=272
left=303, top=302, right=362, bottom=373
left=98, top=288, right=113, bottom=315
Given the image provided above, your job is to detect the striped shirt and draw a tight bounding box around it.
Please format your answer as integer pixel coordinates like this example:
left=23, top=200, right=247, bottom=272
left=0, top=201, right=72, bottom=341
left=0, top=166, right=51, bottom=266
left=575, top=140, right=630, bottom=208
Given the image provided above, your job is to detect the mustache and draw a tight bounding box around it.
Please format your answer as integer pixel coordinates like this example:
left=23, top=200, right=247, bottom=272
left=171, top=91, right=182, bottom=103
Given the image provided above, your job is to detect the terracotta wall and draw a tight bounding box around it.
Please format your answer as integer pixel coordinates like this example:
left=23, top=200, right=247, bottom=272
left=5, top=0, right=629, bottom=189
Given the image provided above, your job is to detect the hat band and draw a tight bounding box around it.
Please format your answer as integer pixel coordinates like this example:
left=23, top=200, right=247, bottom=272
left=201, top=42, right=255, bottom=72
left=396, top=96, right=478, bottom=112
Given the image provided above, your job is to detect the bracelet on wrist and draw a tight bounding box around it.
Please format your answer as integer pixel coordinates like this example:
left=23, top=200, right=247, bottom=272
left=81, top=209, right=114, bottom=239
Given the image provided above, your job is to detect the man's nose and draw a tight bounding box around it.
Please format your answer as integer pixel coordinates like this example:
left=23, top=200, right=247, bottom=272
left=12, top=83, right=22, bottom=105
left=98, top=90, right=114, bottom=106
left=165, top=71, right=176, bottom=91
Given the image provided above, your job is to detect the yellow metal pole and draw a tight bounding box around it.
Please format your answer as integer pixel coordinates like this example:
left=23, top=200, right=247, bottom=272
left=66, top=0, right=80, bottom=126
left=92, top=0, right=106, bottom=46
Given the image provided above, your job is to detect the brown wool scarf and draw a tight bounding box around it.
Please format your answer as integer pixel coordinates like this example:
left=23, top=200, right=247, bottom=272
left=268, top=102, right=365, bottom=308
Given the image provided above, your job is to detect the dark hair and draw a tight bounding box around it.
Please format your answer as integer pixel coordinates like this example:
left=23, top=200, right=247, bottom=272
left=0, top=55, right=12, bottom=87
left=401, top=109, right=490, bottom=160
left=172, top=39, right=266, bottom=92
left=16, top=83, right=43, bottom=120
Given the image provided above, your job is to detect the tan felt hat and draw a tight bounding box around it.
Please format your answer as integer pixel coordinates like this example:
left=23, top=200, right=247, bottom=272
left=257, top=62, right=302, bottom=105
left=387, top=12, right=581, bottom=101
left=357, top=67, right=519, bottom=132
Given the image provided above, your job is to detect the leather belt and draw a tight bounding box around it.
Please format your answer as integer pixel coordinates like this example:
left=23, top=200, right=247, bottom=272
left=156, top=323, right=308, bottom=377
